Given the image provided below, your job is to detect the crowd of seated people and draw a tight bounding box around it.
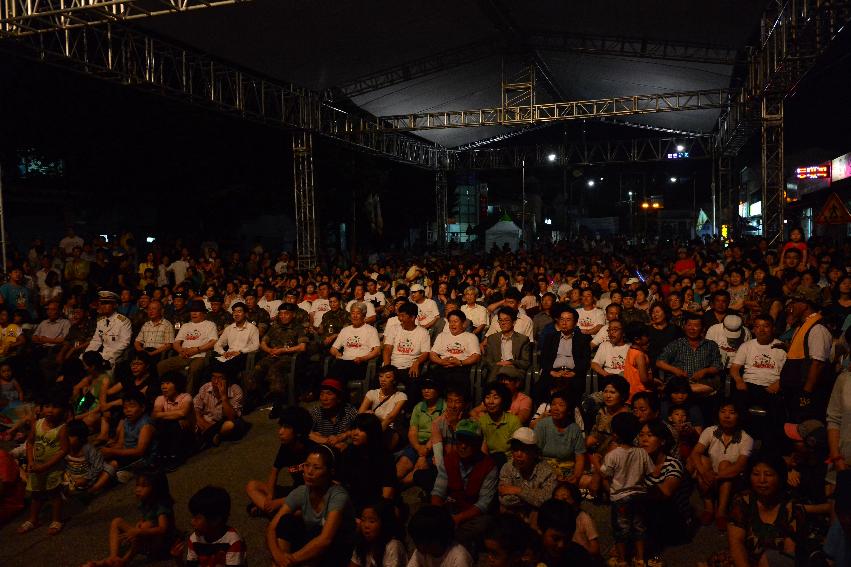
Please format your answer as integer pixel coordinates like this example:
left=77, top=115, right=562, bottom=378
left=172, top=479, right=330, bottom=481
left=0, top=227, right=850, bottom=566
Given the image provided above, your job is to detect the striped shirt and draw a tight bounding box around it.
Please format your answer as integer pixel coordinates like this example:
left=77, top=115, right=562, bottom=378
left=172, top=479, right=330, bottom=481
left=310, top=404, right=357, bottom=437
left=186, top=526, right=246, bottom=566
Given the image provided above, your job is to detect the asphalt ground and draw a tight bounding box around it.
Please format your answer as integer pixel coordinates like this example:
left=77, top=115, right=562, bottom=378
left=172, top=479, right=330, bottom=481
left=0, top=410, right=726, bottom=566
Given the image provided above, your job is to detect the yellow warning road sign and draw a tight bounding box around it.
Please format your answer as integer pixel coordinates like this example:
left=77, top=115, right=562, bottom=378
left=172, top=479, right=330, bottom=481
left=815, top=193, right=851, bottom=224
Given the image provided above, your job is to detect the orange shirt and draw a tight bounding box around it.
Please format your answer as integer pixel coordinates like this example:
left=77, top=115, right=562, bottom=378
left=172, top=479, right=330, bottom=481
left=623, top=346, right=650, bottom=400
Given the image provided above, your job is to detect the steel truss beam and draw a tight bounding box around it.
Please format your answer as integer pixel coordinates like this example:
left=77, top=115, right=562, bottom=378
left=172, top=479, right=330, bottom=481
left=761, top=95, right=784, bottom=245
left=292, top=131, right=317, bottom=269
left=450, top=136, right=710, bottom=170
left=527, top=30, right=739, bottom=65
left=716, top=154, right=735, bottom=230
left=338, top=32, right=738, bottom=98
left=434, top=169, right=447, bottom=246
left=2, top=23, right=441, bottom=168
left=376, top=89, right=728, bottom=132
left=0, top=0, right=249, bottom=36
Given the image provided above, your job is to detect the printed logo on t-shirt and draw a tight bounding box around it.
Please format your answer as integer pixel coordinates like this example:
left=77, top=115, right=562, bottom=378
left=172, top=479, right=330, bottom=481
left=396, top=337, right=415, bottom=355
left=751, top=353, right=776, bottom=370
left=608, top=354, right=626, bottom=371
left=184, top=329, right=202, bottom=341
left=345, top=335, right=364, bottom=349
left=446, top=341, right=466, bottom=356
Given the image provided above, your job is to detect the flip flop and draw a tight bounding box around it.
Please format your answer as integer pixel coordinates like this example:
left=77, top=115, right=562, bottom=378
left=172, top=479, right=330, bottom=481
left=48, top=521, right=64, bottom=535
left=16, top=520, right=39, bottom=534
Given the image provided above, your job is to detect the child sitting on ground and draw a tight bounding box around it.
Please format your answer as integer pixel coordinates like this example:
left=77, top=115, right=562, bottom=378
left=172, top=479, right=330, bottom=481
left=0, top=362, right=30, bottom=442
left=599, top=412, right=655, bottom=567
left=245, top=405, right=313, bottom=518
left=16, top=391, right=68, bottom=536
left=667, top=406, right=699, bottom=460
left=84, top=468, right=177, bottom=567
left=553, top=482, right=601, bottom=558
left=350, top=499, right=407, bottom=567
left=537, top=498, right=592, bottom=567
left=64, top=419, right=111, bottom=497
left=100, top=390, right=156, bottom=483
left=406, top=504, right=472, bottom=567
left=185, top=485, right=247, bottom=566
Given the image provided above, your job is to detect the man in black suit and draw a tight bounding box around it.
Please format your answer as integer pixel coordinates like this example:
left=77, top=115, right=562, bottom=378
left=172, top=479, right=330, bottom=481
left=535, top=305, right=591, bottom=404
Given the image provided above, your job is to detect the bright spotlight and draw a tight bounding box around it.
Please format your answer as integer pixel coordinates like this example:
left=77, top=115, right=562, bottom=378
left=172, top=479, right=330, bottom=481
left=547, top=153, right=557, bottom=162
left=587, top=180, right=595, bottom=187
left=641, top=202, right=650, bottom=209
left=676, top=145, right=685, bottom=152
left=669, top=177, right=677, bottom=183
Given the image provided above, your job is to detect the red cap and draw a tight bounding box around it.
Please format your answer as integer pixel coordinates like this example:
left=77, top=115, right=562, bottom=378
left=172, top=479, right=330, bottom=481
left=319, top=378, right=345, bottom=395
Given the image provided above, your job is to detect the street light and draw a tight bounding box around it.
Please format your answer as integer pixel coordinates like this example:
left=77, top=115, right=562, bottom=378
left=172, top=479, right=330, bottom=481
left=587, top=179, right=595, bottom=187
left=547, top=153, right=557, bottom=162
left=676, top=144, right=685, bottom=152
left=669, top=177, right=677, bottom=183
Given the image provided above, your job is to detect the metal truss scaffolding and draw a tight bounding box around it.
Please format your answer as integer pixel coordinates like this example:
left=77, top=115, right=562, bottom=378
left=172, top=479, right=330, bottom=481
left=450, top=136, right=710, bottom=170
left=0, top=0, right=248, bottom=35
left=293, top=131, right=317, bottom=269
left=434, top=169, right=448, bottom=247
left=761, top=95, right=784, bottom=245
left=377, top=89, right=728, bottom=132
left=716, top=154, right=734, bottom=231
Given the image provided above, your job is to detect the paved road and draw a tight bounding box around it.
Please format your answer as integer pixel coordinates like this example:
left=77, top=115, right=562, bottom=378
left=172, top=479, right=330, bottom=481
left=0, top=411, right=726, bottom=566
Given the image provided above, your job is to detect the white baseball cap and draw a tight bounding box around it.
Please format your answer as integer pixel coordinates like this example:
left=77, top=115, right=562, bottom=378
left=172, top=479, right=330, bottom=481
left=722, top=314, right=743, bottom=339
left=510, top=427, right=537, bottom=446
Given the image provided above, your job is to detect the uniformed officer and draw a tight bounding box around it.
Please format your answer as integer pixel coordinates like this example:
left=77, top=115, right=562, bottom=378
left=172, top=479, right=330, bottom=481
left=319, top=293, right=351, bottom=348
left=244, top=293, right=271, bottom=339
left=84, top=290, right=132, bottom=365
left=251, top=303, right=308, bottom=415
left=165, top=291, right=192, bottom=331
left=207, top=294, right=234, bottom=335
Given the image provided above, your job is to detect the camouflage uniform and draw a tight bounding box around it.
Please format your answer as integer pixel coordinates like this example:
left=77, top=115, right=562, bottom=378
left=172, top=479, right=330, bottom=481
left=207, top=309, right=234, bottom=335
left=252, top=321, right=308, bottom=394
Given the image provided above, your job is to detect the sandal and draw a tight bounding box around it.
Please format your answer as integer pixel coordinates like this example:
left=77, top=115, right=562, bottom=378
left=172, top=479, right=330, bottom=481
left=16, top=520, right=39, bottom=534
left=48, top=520, right=64, bottom=535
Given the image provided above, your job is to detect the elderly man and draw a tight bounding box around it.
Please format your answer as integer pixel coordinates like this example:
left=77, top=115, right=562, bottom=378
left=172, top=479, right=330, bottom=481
left=498, top=427, right=557, bottom=520
left=329, top=302, right=381, bottom=384
left=84, top=290, right=132, bottom=366
left=382, top=301, right=431, bottom=385
left=656, top=313, right=723, bottom=397
left=133, top=300, right=174, bottom=363
left=482, top=307, right=531, bottom=382
left=157, top=300, right=218, bottom=393
left=430, top=419, right=497, bottom=552
left=31, top=301, right=70, bottom=381
left=410, top=283, right=441, bottom=330
left=537, top=306, right=591, bottom=403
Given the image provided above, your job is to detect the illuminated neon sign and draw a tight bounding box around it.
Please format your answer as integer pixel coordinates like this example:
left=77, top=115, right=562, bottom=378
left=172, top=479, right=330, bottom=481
left=795, top=164, right=830, bottom=179
left=666, top=151, right=689, bottom=159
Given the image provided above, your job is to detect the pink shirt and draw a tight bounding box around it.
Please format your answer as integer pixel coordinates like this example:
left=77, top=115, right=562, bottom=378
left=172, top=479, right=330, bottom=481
left=153, top=393, right=192, bottom=414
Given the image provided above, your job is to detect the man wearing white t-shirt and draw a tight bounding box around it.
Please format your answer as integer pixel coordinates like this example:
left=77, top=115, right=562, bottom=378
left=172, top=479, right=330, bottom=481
left=410, top=284, right=440, bottom=329
left=309, top=282, right=331, bottom=329
left=364, top=279, right=387, bottom=307
left=576, top=289, right=605, bottom=336
left=382, top=302, right=431, bottom=383
left=484, top=288, right=534, bottom=343
left=430, top=309, right=481, bottom=395
left=591, top=304, right=623, bottom=348
left=330, top=302, right=381, bottom=384
left=258, top=288, right=282, bottom=319
left=460, top=286, right=488, bottom=337
left=346, top=283, right=377, bottom=325
left=157, top=300, right=219, bottom=392
left=729, top=314, right=787, bottom=448
left=591, top=320, right=630, bottom=377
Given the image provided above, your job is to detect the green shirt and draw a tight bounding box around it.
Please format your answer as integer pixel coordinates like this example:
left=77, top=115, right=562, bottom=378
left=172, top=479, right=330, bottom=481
left=479, top=411, right=521, bottom=455
left=410, top=398, right=445, bottom=443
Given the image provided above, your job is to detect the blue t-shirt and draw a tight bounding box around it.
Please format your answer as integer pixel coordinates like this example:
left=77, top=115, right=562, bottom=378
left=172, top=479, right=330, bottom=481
left=0, top=283, right=34, bottom=317
left=824, top=518, right=851, bottom=566
left=535, top=417, right=586, bottom=461
left=124, top=414, right=153, bottom=453
left=284, top=484, right=356, bottom=545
